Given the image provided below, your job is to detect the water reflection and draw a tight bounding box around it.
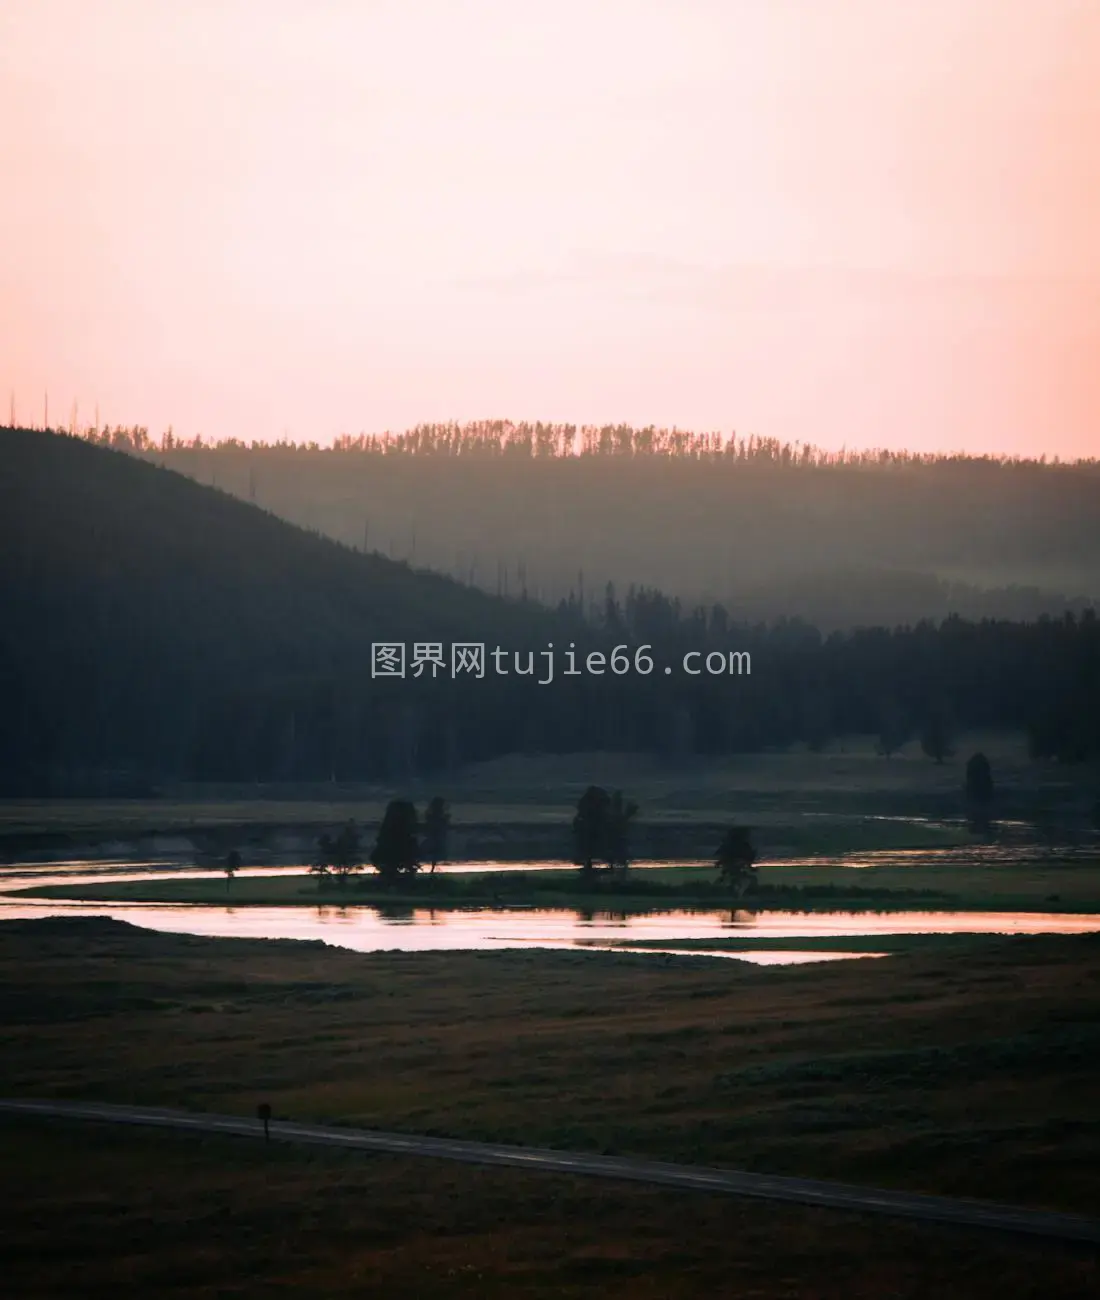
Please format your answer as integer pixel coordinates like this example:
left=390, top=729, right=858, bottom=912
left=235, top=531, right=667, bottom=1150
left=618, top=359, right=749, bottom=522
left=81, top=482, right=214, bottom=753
left=578, top=945, right=887, bottom=966
left=1, top=895, right=1098, bottom=966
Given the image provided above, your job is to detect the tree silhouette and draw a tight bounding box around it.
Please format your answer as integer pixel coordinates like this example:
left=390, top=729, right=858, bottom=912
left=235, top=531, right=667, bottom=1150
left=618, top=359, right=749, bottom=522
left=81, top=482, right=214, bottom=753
left=920, top=705, right=955, bottom=765
left=423, top=796, right=451, bottom=873
left=606, top=790, right=639, bottom=872
left=312, top=821, right=363, bottom=889
left=331, top=821, right=363, bottom=885
left=572, top=785, right=610, bottom=879
left=715, top=827, right=757, bottom=897
left=310, top=833, right=334, bottom=888
left=570, top=786, right=639, bottom=877
left=224, top=848, right=242, bottom=893
left=371, top=800, right=421, bottom=883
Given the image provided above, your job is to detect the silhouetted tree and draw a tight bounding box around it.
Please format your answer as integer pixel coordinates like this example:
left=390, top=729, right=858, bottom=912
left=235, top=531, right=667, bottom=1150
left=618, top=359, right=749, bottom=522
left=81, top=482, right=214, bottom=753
left=569, top=786, right=638, bottom=874
left=224, top=848, right=242, bottom=893
left=715, top=827, right=757, bottom=897
left=312, top=821, right=363, bottom=889
left=371, top=800, right=420, bottom=882
left=331, top=821, right=363, bottom=885
left=310, top=832, right=334, bottom=888
left=572, top=785, right=611, bottom=879
left=606, top=790, right=639, bottom=871
left=920, top=705, right=955, bottom=765
left=423, top=796, right=451, bottom=872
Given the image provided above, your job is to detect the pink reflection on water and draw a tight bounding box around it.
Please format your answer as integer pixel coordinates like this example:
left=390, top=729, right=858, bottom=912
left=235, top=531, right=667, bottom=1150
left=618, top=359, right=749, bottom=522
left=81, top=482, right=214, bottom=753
left=0, top=858, right=637, bottom=891
left=1, top=897, right=1098, bottom=967
left=575, top=945, right=888, bottom=965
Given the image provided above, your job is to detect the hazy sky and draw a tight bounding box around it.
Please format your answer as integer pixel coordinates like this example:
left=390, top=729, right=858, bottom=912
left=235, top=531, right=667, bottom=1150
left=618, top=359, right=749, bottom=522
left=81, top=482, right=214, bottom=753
left=2, top=1, right=1098, bottom=456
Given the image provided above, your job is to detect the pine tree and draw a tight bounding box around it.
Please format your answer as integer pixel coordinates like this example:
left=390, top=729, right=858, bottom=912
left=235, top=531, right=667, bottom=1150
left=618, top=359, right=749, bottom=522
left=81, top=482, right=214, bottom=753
left=715, top=827, right=758, bottom=897
left=423, top=796, right=451, bottom=873
left=371, top=801, right=421, bottom=883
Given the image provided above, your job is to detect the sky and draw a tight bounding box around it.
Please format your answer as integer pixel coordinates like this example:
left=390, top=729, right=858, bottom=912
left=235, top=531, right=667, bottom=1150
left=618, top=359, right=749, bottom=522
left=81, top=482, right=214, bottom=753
left=2, top=0, right=1099, bottom=457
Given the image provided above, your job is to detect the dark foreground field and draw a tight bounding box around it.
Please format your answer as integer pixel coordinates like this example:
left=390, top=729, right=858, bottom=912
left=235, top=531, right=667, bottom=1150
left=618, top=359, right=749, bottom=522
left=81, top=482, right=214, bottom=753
left=2, top=1122, right=1096, bottom=1299
left=2, top=918, right=1098, bottom=1296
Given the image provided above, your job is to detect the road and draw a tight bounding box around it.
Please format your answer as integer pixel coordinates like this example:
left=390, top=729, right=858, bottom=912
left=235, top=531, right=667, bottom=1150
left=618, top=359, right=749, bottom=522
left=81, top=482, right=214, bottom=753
left=2, top=1098, right=1098, bottom=1245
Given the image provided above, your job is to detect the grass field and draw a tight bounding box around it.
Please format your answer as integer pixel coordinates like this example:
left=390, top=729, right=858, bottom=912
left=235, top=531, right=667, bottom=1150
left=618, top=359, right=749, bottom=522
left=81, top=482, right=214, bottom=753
left=0, top=796, right=972, bottom=846
left=2, top=733, right=1095, bottom=850
left=2, top=917, right=1098, bottom=1213
left=3, top=917, right=1098, bottom=1295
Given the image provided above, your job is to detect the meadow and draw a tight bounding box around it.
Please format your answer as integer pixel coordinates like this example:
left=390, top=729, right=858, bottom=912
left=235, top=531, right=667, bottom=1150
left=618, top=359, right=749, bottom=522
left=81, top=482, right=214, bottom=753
left=2, top=732, right=1094, bottom=867
left=3, top=917, right=1098, bottom=1214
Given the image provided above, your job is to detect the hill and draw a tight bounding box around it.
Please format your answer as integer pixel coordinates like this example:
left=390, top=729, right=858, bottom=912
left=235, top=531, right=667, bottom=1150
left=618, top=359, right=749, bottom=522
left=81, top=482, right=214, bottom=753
left=0, top=428, right=560, bottom=793
left=112, top=422, right=1100, bottom=629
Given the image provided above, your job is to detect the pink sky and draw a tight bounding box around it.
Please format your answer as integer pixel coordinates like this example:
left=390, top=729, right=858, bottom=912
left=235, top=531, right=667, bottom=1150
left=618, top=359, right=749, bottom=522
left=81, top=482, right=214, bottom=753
left=2, top=0, right=1098, bottom=457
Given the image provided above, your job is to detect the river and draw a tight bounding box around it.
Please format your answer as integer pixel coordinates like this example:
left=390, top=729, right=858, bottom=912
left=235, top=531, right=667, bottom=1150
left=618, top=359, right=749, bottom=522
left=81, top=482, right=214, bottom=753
left=2, top=855, right=1098, bottom=965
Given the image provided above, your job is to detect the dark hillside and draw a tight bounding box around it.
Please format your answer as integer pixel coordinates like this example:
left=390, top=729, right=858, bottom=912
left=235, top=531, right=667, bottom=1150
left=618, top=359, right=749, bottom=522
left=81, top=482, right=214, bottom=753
left=0, top=428, right=558, bottom=792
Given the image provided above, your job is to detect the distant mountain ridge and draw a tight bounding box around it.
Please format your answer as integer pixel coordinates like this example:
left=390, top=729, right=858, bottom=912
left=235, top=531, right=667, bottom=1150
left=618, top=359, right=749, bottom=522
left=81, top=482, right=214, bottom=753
left=84, top=421, right=1100, bottom=628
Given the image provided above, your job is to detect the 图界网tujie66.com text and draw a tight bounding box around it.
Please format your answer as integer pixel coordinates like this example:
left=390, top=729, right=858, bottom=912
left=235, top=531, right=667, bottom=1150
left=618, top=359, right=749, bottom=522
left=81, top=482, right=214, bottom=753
left=371, top=643, right=751, bottom=684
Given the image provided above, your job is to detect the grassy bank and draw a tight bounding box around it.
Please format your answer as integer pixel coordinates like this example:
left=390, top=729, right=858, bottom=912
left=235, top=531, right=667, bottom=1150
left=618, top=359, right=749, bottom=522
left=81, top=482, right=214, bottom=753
left=18, top=857, right=1100, bottom=912
left=14, top=872, right=954, bottom=912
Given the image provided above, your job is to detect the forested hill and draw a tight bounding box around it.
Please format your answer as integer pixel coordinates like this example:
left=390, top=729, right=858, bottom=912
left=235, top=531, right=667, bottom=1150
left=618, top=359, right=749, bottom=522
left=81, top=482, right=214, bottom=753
left=0, top=428, right=561, bottom=793
left=2, top=427, right=1097, bottom=794
left=1, top=425, right=547, bottom=645
left=107, top=421, right=1100, bottom=629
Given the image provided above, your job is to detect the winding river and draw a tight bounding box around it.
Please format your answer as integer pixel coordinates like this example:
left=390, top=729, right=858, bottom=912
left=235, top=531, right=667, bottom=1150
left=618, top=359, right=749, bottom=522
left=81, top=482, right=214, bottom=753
left=2, top=852, right=1098, bottom=965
